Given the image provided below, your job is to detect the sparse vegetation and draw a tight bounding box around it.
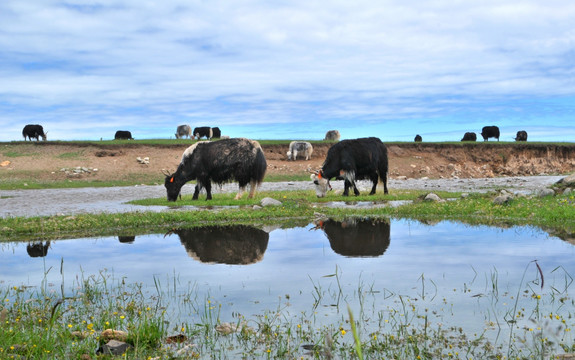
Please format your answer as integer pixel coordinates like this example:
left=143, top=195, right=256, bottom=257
left=1, top=261, right=574, bottom=359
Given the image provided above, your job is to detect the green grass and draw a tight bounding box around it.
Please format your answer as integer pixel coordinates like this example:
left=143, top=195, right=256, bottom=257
left=1, top=151, right=39, bottom=157
left=2, top=189, right=575, bottom=243
left=56, top=151, right=85, bottom=159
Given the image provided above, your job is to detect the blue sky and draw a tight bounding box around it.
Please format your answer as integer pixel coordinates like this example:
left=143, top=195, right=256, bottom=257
left=1, top=1, right=574, bottom=142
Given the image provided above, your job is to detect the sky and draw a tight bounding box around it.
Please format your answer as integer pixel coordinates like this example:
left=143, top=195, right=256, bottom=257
left=1, top=1, right=574, bottom=142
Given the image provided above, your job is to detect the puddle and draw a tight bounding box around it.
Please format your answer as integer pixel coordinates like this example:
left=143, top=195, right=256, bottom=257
left=2, top=218, right=575, bottom=352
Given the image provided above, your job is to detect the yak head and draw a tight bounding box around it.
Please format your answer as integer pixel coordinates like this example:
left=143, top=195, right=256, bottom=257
left=310, top=171, right=331, bottom=198
left=164, top=171, right=183, bottom=201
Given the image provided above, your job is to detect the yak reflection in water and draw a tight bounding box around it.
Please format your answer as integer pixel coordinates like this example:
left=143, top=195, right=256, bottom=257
left=26, top=241, right=51, bottom=258
left=118, top=236, right=136, bottom=244
left=315, top=218, right=391, bottom=257
left=172, top=225, right=269, bottom=265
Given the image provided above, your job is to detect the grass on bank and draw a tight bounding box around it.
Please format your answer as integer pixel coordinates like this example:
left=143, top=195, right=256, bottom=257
left=2, top=188, right=575, bottom=242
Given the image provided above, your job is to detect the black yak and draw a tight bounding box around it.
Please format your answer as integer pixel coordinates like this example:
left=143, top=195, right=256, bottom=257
left=164, top=138, right=267, bottom=201
left=414, top=134, right=422, bottom=142
left=114, top=130, right=133, bottom=140
left=311, top=137, right=388, bottom=197
left=481, top=126, right=500, bottom=141
left=515, top=130, right=528, bottom=141
left=192, top=126, right=213, bottom=140
left=22, top=124, right=47, bottom=141
left=461, top=132, right=477, bottom=141
left=211, top=127, right=221, bottom=139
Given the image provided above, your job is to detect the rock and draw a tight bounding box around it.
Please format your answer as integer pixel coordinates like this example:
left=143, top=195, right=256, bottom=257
left=493, top=195, right=512, bottom=205
left=96, top=340, right=132, bottom=356
left=261, top=197, right=282, bottom=207
left=564, top=188, right=572, bottom=195
left=562, top=173, right=575, bottom=186
left=537, top=188, right=555, bottom=197
left=136, top=157, right=150, bottom=165
left=101, top=329, right=128, bottom=342
left=424, top=193, right=442, bottom=202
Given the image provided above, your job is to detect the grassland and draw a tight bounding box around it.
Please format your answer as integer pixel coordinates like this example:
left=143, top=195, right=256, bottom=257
left=2, top=140, right=575, bottom=358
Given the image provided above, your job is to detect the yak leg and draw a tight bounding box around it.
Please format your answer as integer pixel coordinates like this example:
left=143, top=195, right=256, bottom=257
left=248, top=179, right=258, bottom=198
left=204, top=181, right=212, bottom=200
left=192, top=183, right=202, bottom=200
left=343, top=180, right=352, bottom=196
left=352, top=181, right=360, bottom=196
left=235, top=187, right=245, bottom=200
left=369, top=174, right=379, bottom=195
left=382, top=173, right=389, bottom=194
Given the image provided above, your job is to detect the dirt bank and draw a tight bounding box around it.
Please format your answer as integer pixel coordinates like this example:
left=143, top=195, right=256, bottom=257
left=1, top=142, right=574, bottom=184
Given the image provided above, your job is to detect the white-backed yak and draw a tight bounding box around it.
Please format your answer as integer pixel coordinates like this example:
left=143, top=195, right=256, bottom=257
left=164, top=138, right=267, bottom=201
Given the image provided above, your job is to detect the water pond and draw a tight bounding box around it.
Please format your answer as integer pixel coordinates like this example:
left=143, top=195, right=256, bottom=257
left=2, top=218, right=575, bottom=356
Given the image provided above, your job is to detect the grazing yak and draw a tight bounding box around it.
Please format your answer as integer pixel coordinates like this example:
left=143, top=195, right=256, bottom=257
left=311, top=137, right=388, bottom=198
left=175, top=124, right=192, bottom=139
left=114, top=130, right=133, bottom=140
left=324, top=130, right=341, bottom=141
left=461, top=132, right=477, bottom=141
left=414, top=134, right=422, bottom=142
left=164, top=138, right=267, bottom=201
left=193, top=126, right=213, bottom=140
left=211, top=127, right=221, bottom=139
left=22, top=124, right=47, bottom=141
left=515, top=130, right=528, bottom=141
left=481, top=126, right=500, bottom=141
left=287, top=141, right=313, bottom=161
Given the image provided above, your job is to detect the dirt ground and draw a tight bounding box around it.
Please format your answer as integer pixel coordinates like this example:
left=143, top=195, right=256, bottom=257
left=1, top=142, right=575, bottom=184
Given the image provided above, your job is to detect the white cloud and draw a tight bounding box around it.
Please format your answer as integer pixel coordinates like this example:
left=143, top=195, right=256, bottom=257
left=0, top=0, right=574, bottom=141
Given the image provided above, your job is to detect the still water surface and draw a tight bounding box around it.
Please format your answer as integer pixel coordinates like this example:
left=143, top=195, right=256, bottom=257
left=2, top=218, right=575, bottom=342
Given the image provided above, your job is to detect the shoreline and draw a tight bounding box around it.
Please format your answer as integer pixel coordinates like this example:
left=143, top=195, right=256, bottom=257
left=1, top=175, right=563, bottom=218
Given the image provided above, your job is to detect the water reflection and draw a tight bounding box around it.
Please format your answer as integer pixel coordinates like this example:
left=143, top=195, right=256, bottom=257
left=172, top=225, right=269, bottom=265
left=314, top=218, right=390, bottom=257
left=118, top=235, right=136, bottom=244
left=3, top=219, right=575, bottom=351
left=26, top=241, right=51, bottom=258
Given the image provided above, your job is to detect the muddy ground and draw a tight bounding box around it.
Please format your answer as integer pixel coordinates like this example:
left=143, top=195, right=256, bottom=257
left=1, top=142, right=575, bottom=184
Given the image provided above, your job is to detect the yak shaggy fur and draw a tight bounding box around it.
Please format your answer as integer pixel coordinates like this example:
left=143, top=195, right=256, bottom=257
left=165, top=138, right=267, bottom=201
left=312, top=137, right=388, bottom=197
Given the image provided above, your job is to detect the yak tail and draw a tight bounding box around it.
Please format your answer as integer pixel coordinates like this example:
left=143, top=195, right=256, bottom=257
left=253, top=147, right=267, bottom=184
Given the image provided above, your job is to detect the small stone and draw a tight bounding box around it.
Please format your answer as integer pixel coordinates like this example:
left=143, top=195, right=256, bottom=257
left=493, top=195, right=512, bottom=205
left=537, top=188, right=555, bottom=197
left=561, top=174, right=575, bottom=186
left=424, top=193, right=442, bottom=202
left=261, top=197, right=282, bottom=207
